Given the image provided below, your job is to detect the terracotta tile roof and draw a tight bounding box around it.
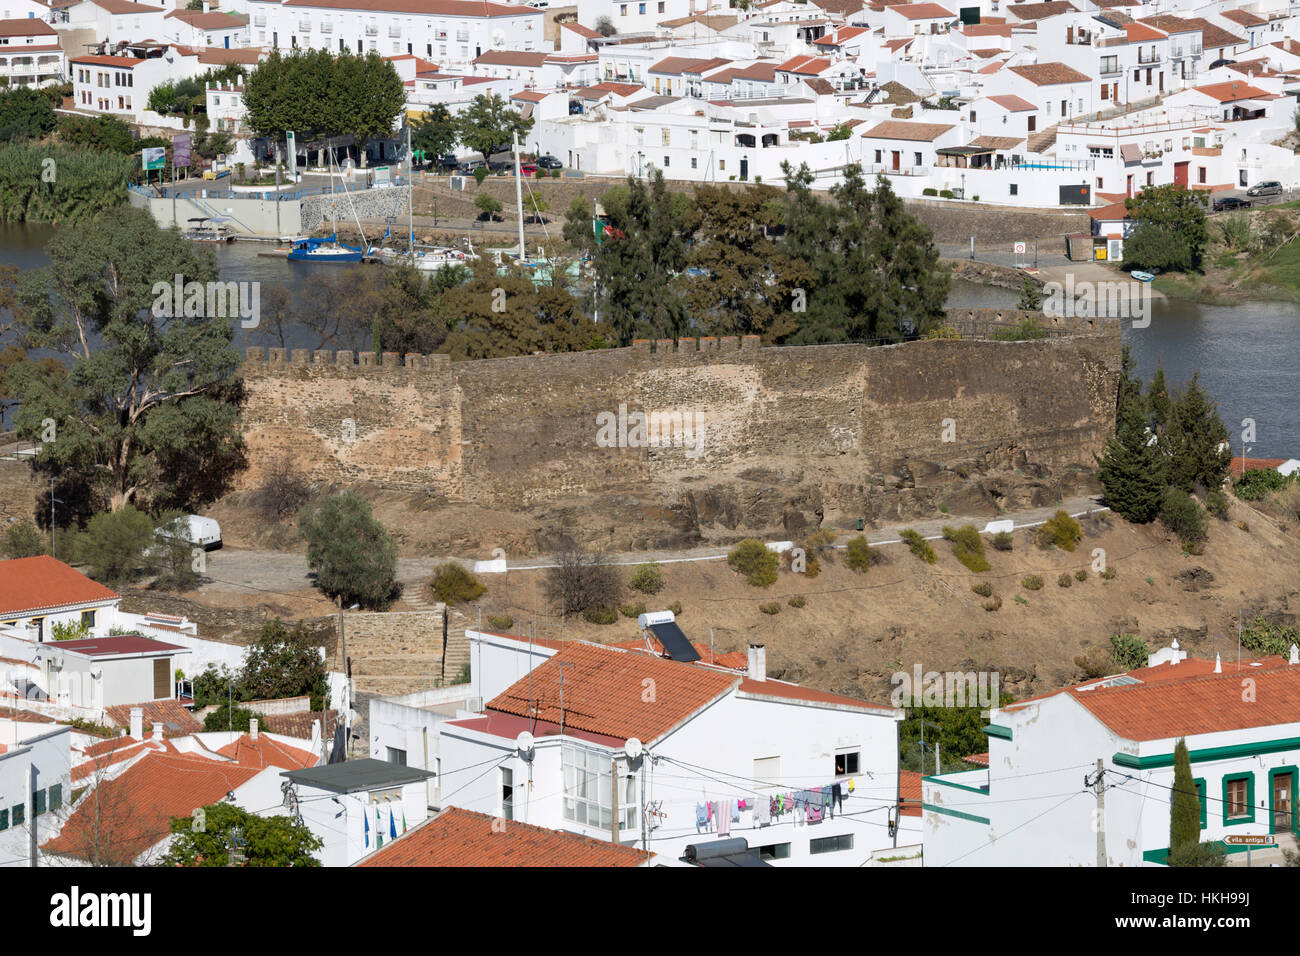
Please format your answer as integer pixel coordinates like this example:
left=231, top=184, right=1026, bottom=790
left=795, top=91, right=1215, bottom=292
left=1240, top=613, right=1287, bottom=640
left=197, top=47, right=264, bottom=65
left=1072, top=662, right=1300, bottom=741
left=83, top=735, right=139, bottom=758
left=1222, top=8, right=1266, bottom=27
left=1009, top=62, right=1091, bottom=85
left=88, top=0, right=163, bottom=13
left=562, top=21, right=601, bottom=38
left=987, top=93, right=1036, bottom=111
left=963, top=752, right=990, bottom=766
left=962, top=23, right=1011, bottom=36
left=884, top=37, right=914, bottom=52
left=511, top=90, right=548, bottom=102
left=1005, top=0, right=1076, bottom=20
left=892, top=2, right=954, bottom=19
left=1139, top=14, right=1198, bottom=34
left=968, top=134, right=1023, bottom=149
left=861, top=119, right=956, bottom=141
left=805, top=77, right=838, bottom=95
left=738, top=678, right=896, bottom=713
left=487, top=643, right=738, bottom=744
left=358, top=807, right=649, bottom=867
left=775, top=54, right=832, bottom=75
left=1182, top=17, right=1245, bottom=49
left=649, top=55, right=732, bottom=75
left=45, top=752, right=261, bottom=863
left=814, top=26, right=868, bottom=44
left=576, top=82, right=644, bottom=98
left=899, top=769, right=923, bottom=815
left=104, top=699, right=203, bottom=737
left=260, top=709, right=339, bottom=740
left=0, top=706, right=54, bottom=722
left=164, top=9, right=246, bottom=28
left=1192, top=79, right=1270, bottom=101
left=216, top=733, right=317, bottom=770
left=0, top=18, right=56, bottom=36
left=50, top=634, right=183, bottom=657
left=283, top=0, right=538, bottom=15
left=0, top=556, right=118, bottom=617
left=72, top=740, right=160, bottom=782
left=1089, top=200, right=1133, bottom=221
left=1230, top=455, right=1289, bottom=478
left=474, top=50, right=547, bottom=67
left=1125, top=22, right=1166, bottom=42
left=610, top=638, right=749, bottom=670
left=730, top=61, right=778, bottom=81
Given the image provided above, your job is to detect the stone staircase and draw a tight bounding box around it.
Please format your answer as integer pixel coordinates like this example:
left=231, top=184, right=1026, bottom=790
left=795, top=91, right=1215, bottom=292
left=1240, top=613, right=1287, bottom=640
left=337, top=609, right=448, bottom=697
left=1027, top=124, right=1059, bottom=154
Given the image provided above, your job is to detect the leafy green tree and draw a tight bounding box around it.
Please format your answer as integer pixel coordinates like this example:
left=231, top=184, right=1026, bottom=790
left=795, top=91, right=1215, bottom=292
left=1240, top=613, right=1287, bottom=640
left=782, top=162, right=947, bottom=343
left=1123, top=184, right=1209, bottom=273
left=455, top=92, right=533, bottom=162
left=162, top=802, right=322, bottom=867
left=74, top=506, right=156, bottom=585
left=727, top=539, right=779, bottom=587
left=1110, top=633, right=1148, bottom=670
left=56, top=113, right=137, bottom=153
left=899, top=696, right=1012, bottom=772
left=203, top=700, right=261, bottom=733
left=474, top=191, right=502, bottom=220
left=299, top=492, right=399, bottom=610
left=1163, top=373, right=1230, bottom=493
left=410, top=105, right=458, bottom=161
left=151, top=511, right=203, bottom=591
left=239, top=618, right=328, bottom=707
left=678, top=184, right=812, bottom=340
left=0, top=86, right=56, bottom=141
left=4, top=520, right=44, bottom=558
left=524, top=190, right=549, bottom=223
left=9, top=206, right=246, bottom=513
left=1096, top=348, right=1166, bottom=522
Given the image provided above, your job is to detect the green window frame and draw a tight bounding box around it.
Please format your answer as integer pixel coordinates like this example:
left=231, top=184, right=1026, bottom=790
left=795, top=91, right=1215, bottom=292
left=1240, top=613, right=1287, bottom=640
left=1222, top=772, right=1255, bottom=826
left=48, top=783, right=62, bottom=813
left=0, top=807, right=8, bottom=831
left=1193, top=778, right=1207, bottom=829
left=32, top=789, right=46, bottom=816
left=11, top=804, right=23, bottom=826
left=1267, top=766, right=1297, bottom=835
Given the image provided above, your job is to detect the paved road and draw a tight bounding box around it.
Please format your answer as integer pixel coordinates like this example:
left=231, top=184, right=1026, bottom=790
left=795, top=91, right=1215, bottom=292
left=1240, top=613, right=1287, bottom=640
left=197, top=494, right=1108, bottom=598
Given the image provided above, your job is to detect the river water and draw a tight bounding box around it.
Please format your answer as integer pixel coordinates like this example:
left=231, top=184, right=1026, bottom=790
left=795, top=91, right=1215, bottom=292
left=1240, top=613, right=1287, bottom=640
left=2, top=226, right=1297, bottom=458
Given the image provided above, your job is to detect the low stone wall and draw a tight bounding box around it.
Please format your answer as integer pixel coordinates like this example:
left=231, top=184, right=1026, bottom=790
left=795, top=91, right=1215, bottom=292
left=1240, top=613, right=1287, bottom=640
left=302, top=184, right=410, bottom=234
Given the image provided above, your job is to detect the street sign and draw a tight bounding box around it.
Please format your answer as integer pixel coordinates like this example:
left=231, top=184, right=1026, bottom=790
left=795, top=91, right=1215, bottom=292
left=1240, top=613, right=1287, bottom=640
left=1014, top=241, right=1026, bottom=255
left=173, top=133, right=191, bottom=168
left=142, top=147, right=166, bottom=171
left=1223, top=835, right=1276, bottom=846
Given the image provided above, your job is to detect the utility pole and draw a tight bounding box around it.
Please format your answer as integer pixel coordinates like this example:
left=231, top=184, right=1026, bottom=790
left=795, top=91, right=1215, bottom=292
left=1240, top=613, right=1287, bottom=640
left=338, top=595, right=350, bottom=760
left=1093, top=758, right=1107, bottom=867
left=29, top=763, right=37, bottom=867
left=513, top=130, right=526, bottom=260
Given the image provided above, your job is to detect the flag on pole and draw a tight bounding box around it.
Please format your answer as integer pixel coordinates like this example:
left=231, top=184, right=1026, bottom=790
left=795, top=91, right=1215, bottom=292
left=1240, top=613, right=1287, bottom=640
left=364, top=808, right=370, bottom=848
left=389, top=807, right=397, bottom=840
left=375, top=807, right=383, bottom=849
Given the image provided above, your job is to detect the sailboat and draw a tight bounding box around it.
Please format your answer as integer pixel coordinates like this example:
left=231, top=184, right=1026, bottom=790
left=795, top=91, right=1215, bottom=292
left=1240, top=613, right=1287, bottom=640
left=288, top=143, right=365, bottom=263
left=490, top=131, right=584, bottom=285
left=368, top=125, right=478, bottom=273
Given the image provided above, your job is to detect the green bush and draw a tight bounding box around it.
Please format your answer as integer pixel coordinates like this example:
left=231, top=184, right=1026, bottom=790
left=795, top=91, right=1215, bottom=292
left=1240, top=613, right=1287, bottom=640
left=75, top=506, right=156, bottom=586
left=429, top=563, right=485, bottom=604
left=939, top=189, right=954, bottom=199
left=1206, top=488, right=1231, bottom=519
left=550, top=168, right=560, bottom=178
left=759, top=602, right=781, bottom=615
left=991, top=531, right=1014, bottom=551
left=628, top=562, right=664, bottom=594
left=486, top=614, right=514, bottom=631
left=971, top=582, right=993, bottom=597
left=1074, top=568, right=1088, bottom=582
left=619, top=601, right=646, bottom=618
left=1159, top=487, right=1208, bottom=551
left=1057, top=573, right=1072, bottom=588
left=1021, top=575, right=1044, bottom=590
left=582, top=606, right=617, bottom=625
left=3, top=520, right=44, bottom=558
left=922, top=187, right=938, bottom=196
left=845, top=535, right=873, bottom=572
left=1110, top=633, right=1149, bottom=670
left=299, top=493, right=400, bottom=610
left=728, top=538, right=779, bottom=587
left=1036, top=510, right=1082, bottom=551
left=787, top=595, right=806, bottom=608
left=1234, top=468, right=1296, bottom=500
left=899, top=529, right=936, bottom=564
left=942, top=524, right=989, bottom=572
left=1239, top=616, right=1300, bottom=657
left=473, top=166, right=487, bottom=186
left=204, top=701, right=261, bottom=734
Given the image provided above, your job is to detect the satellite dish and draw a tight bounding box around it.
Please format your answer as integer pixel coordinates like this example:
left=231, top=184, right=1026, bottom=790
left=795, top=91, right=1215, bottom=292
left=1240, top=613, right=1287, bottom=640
left=492, top=29, right=506, bottom=48
left=516, top=731, right=535, bottom=757
left=625, top=737, right=643, bottom=761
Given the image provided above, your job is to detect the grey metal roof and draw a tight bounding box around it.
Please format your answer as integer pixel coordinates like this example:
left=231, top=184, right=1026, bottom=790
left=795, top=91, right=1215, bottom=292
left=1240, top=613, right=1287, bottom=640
left=281, top=758, right=435, bottom=794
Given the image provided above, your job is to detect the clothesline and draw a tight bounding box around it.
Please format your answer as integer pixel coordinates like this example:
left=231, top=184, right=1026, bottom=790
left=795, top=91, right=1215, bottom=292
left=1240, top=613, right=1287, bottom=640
left=693, top=779, right=857, bottom=834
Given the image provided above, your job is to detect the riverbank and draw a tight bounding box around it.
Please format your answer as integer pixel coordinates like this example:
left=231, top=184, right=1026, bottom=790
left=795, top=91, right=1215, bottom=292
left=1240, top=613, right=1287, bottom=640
left=1153, top=201, right=1300, bottom=305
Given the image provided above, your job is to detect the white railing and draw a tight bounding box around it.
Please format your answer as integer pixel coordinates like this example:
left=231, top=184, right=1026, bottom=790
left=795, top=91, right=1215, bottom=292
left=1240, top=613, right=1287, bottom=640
left=321, top=22, right=333, bottom=33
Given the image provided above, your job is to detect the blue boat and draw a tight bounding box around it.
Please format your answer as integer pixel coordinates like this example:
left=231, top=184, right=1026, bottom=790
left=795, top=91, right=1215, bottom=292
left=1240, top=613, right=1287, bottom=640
left=1130, top=271, right=1155, bottom=282
left=287, top=233, right=364, bottom=263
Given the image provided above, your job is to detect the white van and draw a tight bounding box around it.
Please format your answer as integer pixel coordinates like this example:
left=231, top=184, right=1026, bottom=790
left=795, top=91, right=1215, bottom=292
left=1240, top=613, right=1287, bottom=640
left=156, top=515, right=222, bottom=551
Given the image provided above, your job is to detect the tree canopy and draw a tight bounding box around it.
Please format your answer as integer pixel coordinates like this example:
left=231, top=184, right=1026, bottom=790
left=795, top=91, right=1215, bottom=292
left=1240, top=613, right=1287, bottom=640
left=455, top=92, right=533, bottom=161
left=1123, top=184, right=1209, bottom=273
left=161, top=802, right=323, bottom=867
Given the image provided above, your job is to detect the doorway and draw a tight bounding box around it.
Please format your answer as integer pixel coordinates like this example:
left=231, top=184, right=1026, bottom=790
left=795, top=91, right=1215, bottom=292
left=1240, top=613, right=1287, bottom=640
left=1272, top=770, right=1294, bottom=833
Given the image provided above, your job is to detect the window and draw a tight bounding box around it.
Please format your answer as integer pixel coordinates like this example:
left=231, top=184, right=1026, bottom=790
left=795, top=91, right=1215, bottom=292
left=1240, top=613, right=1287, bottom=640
left=835, top=752, right=859, bottom=776
left=1100, top=55, right=1118, bottom=74
left=1224, top=774, right=1254, bottom=823
left=690, top=157, right=697, bottom=169
left=661, top=128, right=670, bottom=146
left=913, top=151, right=922, bottom=166
left=752, top=842, right=791, bottom=860
left=0, top=808, right=6, bottom=831
left=33, top=789, right=46, bottom=816
left=562, top=744, right=635, bottom=831
left=1009, top=182, right=1018, bottom=197
left=386, top=747, right=406, bottom=766
left=663, top=155, right=669, bottom=167
left=620, top=3, right=627, bottom=14
left=718, top=160, right=725, bottom=171
left=873, top=149, right=882, bottom=163
left=638, top=2, right=646, bottom=12
left=1193, top=778, right=1207, bottom=828
left=658, top=1, right=665, bottom=9
left=810, top=833, right=854, bottom=854
left=501, top=768, right=514, bottom=821
left=11, top=803, right=23, bottom=826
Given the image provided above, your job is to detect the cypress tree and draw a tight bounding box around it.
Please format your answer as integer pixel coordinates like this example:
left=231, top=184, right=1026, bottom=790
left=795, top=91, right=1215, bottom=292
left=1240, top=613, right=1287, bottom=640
left=1165, top=373, right=1231, bottom=493
left=1169, top=738, right=1201, bottom=852
left=1096, top=349, right=1166, bottom=522
left=1146, top=366, right=1172, bottom=438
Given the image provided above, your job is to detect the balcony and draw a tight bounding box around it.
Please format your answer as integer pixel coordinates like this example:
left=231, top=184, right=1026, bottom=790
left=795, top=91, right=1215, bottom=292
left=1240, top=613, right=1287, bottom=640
left=365, top=25, right=378, bottom=36
left=320, top=22, right=332, bottom=33
left=389, top=25, right=401, bottom=37
left=253, top=15, right=266, bottom=26
left=298, top=20, right=311, bottom=31
left=1137, top=51, right=1160, bottom=64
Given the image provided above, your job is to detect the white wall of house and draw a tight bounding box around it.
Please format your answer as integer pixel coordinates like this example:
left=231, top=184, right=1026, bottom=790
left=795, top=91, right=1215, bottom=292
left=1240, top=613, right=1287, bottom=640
left=296, top=779, right=428, bottom=867
left=0, top=726, right=72, bottom=868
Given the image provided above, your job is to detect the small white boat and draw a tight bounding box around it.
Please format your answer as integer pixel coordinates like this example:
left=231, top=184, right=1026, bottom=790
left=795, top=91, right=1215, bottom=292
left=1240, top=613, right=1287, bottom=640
left=370, top=244, right=477, bottom=272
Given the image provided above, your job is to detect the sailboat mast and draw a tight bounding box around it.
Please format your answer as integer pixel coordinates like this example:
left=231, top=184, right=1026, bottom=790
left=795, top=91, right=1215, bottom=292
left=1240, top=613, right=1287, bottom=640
left=514, top=131, right=525, bottom=260
left=408, top=123, right=415, bottom=265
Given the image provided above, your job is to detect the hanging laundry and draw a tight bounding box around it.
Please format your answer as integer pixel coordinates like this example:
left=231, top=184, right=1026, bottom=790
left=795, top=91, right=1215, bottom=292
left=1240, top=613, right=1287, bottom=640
left=832, top=782, right=844, bottom=813
left=731, top=801, right=740, bottom=823
left=808, top=801, right=823, bottom=824
left=718, top=800, right=731, bottom=837
left=737, top=798, right=747, bottom=811
left=770, top=795, right=780, bottom=818
left=695, top=801, right=708, bottom=832
left=754, top=797, right=771, bottom=826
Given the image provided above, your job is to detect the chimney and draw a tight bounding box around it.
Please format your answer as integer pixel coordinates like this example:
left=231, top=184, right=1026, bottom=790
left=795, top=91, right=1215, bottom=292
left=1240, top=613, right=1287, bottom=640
left=129, top=706, right=143, bottom=740
left=1290, top=644, right=1298, bottom=666
left=747, top=643, right=766, bottom=682
left=1214, top=652, right=1222, bottom=674
left=202, top=0, right=210, bottom=11
left=151, top=722, right=163, bottom=742
left=250, top=718, right=259, bottom=740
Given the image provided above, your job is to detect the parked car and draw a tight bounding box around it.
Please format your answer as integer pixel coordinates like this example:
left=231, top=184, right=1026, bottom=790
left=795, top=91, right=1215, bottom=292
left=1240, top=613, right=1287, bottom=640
left=488, top=160, right=513, bottom=175
left=1247, top=180, right=1282, bottom=197
left=519, top=162, right=539, bottom=176
left=457, top=158, right=485, bottom=174
left=537, top=155, right=563, bottom=169
left=526, top=0, right=548, bottom=6
left=1213, top=196, right=1251, bottom=212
